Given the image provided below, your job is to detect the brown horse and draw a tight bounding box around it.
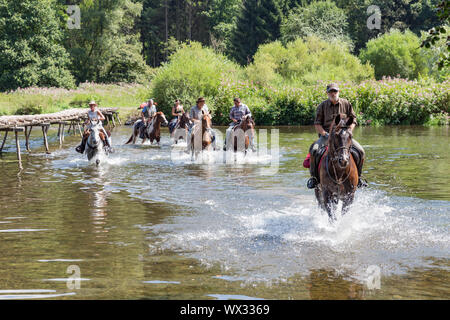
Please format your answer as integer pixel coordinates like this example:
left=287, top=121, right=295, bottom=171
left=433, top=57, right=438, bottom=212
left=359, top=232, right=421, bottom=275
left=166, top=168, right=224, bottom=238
left=170, top=112, right=191, bottom=144
left=190, top=114, right=214, bottom=159
left=125, top=111, right=168, bottom=145
left=315, top=114, right=358, bottom=221
left=230, top=114, right=255, bottom=153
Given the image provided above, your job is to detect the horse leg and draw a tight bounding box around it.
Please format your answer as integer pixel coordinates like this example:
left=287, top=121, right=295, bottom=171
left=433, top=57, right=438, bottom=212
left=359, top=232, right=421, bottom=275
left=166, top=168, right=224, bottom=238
left=342, top=193, right=355, bottom=216
left=322, top=189, right=337, bottom=222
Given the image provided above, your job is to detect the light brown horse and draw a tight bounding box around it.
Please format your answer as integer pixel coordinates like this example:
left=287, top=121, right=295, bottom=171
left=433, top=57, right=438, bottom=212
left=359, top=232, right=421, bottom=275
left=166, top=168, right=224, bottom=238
left=125, top=111, right=168, bottom=145
left=315, top=114, right=358, bottom=221
left=231, top=114, right=255, bottom=153
left=190, top=114, right=214, bottom=159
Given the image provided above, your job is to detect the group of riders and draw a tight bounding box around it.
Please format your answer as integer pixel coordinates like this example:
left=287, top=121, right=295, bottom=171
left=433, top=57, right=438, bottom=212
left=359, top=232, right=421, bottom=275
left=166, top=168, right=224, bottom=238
left=75, top=83, right=367, bottom=189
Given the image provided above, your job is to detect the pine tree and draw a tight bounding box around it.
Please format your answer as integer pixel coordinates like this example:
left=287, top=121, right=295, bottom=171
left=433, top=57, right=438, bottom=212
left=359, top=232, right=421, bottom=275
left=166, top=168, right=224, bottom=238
left=231, top=0, right=282, bottom=65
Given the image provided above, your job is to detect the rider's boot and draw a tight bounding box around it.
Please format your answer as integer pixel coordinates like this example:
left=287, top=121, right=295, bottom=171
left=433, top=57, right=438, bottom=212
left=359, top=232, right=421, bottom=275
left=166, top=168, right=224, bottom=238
left=75, top=136, right=87, bottom=153
left=307, top=177, right=318, bottom=189
left=356, top=158, right=368, bottom=188
left=306, top=154, right=319, bottom=189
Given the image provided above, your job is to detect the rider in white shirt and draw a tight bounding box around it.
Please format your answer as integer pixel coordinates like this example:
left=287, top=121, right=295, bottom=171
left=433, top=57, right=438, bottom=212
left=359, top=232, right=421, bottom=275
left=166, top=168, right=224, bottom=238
left=75, top=101, right=111, bottom=153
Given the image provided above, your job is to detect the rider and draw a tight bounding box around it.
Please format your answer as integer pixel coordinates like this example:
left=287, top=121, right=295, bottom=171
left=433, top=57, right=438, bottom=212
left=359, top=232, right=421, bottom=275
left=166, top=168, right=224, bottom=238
left=306, top=83, right=366, bottom=189
left=186, top=97, right=216, bottom=152
left=75, top=101, right=110, bottom=153
left=169, top=99, right=185, bottom=133
left=223, top=97, right=256, bottom=152
left=139, top=98, right=157, bottom=139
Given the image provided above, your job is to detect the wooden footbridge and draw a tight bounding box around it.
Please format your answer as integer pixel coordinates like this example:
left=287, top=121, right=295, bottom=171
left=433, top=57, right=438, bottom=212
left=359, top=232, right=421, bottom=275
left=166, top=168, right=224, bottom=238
left=0, top=108, right=120, bottom=169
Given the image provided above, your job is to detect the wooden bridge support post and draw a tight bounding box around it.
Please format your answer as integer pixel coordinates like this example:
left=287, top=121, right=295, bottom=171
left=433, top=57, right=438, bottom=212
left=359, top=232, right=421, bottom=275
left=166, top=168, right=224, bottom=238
left=42, top=125, right=50, bottom=154
left=0, top=130, right=8, bottom=152
left=14, top=129, right=22, bottom=170
left=25, top=126, right=33, bottom=152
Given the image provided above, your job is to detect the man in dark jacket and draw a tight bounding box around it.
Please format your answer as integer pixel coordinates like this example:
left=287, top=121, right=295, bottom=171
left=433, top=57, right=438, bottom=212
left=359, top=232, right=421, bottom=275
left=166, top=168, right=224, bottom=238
left=307, top=83, right=367, bottom=189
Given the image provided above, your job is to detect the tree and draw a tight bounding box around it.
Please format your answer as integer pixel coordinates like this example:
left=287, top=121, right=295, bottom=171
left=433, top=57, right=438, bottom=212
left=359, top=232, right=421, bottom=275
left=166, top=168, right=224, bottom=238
left=421, top=0, right=449, bottom=71
left=231, top=0, right=283, bottom=65
left=246, top=36, right=374, bottom=86
left=203, top=0, right=241, bottom=53
left=0, top=0, right=75, bottom=91
left=65, top=0, right=150, bottom=84
left=280, top=1, right=351, bottom=46
left=359, top=29, right=429, bottom=80
left=334, top=0, right=442, bottom=54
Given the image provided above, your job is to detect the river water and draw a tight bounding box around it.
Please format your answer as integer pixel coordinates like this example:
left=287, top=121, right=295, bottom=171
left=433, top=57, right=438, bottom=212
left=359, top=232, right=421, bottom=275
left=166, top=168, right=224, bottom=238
left=0, top=125, right=448, bottom=299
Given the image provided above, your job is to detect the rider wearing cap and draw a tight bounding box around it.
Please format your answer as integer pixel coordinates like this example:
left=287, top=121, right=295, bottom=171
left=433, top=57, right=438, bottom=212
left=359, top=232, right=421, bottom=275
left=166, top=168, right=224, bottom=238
left=306, top=83, right=366, bottom=189
left=76, top=101, right=111, bottom=153
left=223, top=97, right=256, bottom=152
left=186, top=97, right=216, bottom=152
left=138, top=98, right=157, bottom=139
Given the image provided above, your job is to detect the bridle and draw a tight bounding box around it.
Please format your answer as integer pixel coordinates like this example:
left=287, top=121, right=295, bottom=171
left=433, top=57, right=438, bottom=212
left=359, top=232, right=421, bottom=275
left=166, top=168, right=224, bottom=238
left=326, top=127, right=352, bottom=185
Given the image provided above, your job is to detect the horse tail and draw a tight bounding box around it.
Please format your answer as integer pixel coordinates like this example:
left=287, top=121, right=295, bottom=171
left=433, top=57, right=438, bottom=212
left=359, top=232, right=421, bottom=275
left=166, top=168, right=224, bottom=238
left=125, top=134, right=133, bottom=144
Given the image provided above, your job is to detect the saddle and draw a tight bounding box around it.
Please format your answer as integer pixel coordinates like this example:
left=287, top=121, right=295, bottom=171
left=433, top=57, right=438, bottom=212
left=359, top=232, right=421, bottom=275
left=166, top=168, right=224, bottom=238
left=307, top=145, right=363, bottom=183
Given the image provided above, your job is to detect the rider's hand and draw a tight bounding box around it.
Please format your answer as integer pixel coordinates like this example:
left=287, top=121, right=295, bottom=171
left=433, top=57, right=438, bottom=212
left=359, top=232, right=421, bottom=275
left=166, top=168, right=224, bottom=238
left=322, top=132, right=329, bottom=138
left=232, top=119, right=237, bottom=123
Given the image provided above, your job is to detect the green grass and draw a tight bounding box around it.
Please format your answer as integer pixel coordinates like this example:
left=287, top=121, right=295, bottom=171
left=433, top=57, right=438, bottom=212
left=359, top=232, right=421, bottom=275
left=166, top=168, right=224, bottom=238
left=0, top=82, right=152, bottom=121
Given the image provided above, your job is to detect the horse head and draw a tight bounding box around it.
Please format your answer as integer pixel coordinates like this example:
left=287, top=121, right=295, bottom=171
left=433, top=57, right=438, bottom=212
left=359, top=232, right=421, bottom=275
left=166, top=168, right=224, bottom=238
left=239, top=114, right=255, bottom=131
left=179, top=112, right=191, bottom=128
left=201, top=113, right=212, bottom=130
left=329, top=113, right=354, bottom=169
left=88, top=120, right=101, bottom=148
left=156, top=112, right=168, bottom=127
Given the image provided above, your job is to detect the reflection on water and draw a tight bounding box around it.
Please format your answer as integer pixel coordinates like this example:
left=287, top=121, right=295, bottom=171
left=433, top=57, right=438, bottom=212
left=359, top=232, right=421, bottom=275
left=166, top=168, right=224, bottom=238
left=0, top=125, right=448, bottom=299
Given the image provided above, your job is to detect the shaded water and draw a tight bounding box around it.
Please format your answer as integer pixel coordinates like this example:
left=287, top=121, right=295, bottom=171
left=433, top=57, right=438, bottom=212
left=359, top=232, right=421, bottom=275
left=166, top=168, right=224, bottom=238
left=0, top=125, right=448, bottom=299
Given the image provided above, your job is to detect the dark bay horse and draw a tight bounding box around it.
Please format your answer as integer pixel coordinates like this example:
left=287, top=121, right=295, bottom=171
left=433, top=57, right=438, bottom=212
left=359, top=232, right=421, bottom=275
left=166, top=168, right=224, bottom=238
left=125, top=112, right=168, bottom=145
left=315, top=114, right=358, bottom=221
left=190, top=114, right=214, bottom=159
left=230, top=114, right=255, bottom=153
left=170, top=112, right=191, bottom=144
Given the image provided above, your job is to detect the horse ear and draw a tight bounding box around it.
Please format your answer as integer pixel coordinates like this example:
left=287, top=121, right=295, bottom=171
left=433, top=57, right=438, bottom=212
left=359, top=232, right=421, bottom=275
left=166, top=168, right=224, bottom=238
left=346, top=115, right=354, bottom=127
left=334, top=114, right=341, bottom=126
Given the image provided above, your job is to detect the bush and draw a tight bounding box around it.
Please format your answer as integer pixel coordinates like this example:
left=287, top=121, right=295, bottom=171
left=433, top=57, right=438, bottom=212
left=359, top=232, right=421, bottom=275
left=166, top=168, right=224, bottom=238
left=209, top=77, right=449, bottom=126
left=245, top=37, right=374, bottom=86
left=151, top=42, right=243, bottom=117
left=281, top=0, right=352, bottom=47
left=359, top=29, right=429, bottom=80
left=14, top=103, right=44, bottom=115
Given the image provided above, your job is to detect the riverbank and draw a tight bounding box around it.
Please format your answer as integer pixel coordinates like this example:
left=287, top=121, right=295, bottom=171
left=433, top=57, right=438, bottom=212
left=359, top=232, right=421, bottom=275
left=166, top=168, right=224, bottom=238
left=0, top=83, right=150, bottom=122
left=0, top=79, right=448, bottom=126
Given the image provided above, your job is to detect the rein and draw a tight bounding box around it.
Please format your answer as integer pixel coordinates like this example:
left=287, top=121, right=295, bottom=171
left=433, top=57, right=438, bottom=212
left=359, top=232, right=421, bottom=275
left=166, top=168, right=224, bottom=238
left=325, top=129, right=352, bottom=185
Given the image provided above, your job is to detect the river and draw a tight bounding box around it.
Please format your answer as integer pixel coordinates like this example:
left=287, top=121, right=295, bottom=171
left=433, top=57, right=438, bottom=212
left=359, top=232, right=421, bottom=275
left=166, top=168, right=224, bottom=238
left=0, top=125, right=448, bottom=299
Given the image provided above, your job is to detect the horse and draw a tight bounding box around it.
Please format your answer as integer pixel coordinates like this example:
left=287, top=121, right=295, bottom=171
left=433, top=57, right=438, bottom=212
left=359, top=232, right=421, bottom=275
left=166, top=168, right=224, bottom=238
left=190, top=113, right=214, bottom=159
left=125, top=111, right=168, bottom=145
left=314, top=114, right=359, bottom=221
left=170, top=112, right=191, bottom=144
left=85, top=120, right=110, bottom=165
left=229, top=114, right=255, bottom=153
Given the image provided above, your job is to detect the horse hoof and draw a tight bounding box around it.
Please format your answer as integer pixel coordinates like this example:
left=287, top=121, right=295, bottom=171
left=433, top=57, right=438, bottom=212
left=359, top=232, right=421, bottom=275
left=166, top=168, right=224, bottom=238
left=96, top=159, right=100, bottom=166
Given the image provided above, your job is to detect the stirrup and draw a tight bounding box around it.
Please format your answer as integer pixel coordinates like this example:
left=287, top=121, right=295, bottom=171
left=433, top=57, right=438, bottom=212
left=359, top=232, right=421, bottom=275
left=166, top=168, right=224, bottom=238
left=307, top=177, right=318, bottom=189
